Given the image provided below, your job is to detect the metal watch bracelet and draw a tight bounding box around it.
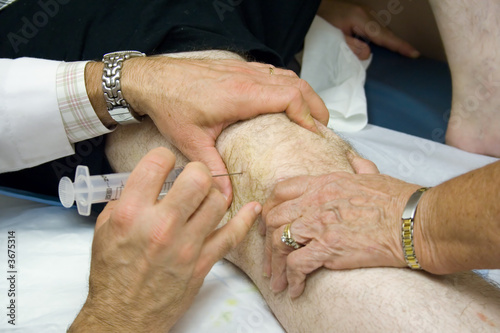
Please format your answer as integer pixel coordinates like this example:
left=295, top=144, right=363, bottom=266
left=102, top=51, right=145, bottom=125
left=401, top=187, right=430, bottom=270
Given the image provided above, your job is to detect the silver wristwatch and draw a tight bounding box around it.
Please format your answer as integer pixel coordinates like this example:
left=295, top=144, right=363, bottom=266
left=102, top=51, right=146, bottom=125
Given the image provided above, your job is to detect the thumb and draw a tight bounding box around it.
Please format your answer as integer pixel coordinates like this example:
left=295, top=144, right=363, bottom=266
left=347, top=151, right=379, bottom=174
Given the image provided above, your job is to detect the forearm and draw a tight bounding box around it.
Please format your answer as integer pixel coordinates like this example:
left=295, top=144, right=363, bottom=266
left=69, top=298, right=176, bottom=333
left=68, top=303, right=113, bottom=333
left=415, top=160, right=500, bottom=274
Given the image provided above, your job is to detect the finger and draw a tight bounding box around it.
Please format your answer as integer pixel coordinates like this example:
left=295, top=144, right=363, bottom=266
left=291, top=79, right=330, bottom=126
left=262, top=198, right=305, bottom=273
left=247, top=62, right=298, bottom=78
left=120, top=147, right=176, bottom=205
left=345, top=35, right=371, bottom=60
left=207, top=60, right=299, bottom=80
left=358, top=24, right=420, bottom=58
left=222, top=72, right=329, bottom=130
left=248, top=81, right=329, bottom=132
left=184, top=145, right=233, bottom=206
left=284, top=79, right=331, bottom=128
left=262, top=176, right=312, bottom=220
left=158, top=162, right=213, bottom=224
left=286, top=244, right=325, bottom=298
left=184, top=188, right=227, bottom=239
left=258, top=213, right=267, bottom=236
left=262, top=224, right=274, bottom=278
left=260, top=84, right=319, bottom=133
left=261, top=194, right=302, bottom=237
left=196, top=202, right=262, bottom=277
left=261, top=176, right=310, bottom=254
left=270, top=225, right=295, bottom=293
left=346, top=151, right=379, bottom=174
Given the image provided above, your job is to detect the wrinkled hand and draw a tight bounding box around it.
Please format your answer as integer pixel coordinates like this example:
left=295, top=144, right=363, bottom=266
left=261, top=154, right=421, bottom=298
left=122, top=56, right=330, bottom=204
left=318, top=0, right=420, bottom=60
left=70, top=147, right=261, bottom=332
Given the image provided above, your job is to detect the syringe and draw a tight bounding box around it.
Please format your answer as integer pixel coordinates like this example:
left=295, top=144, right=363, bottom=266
left=58, top=165, right=242, bottom=216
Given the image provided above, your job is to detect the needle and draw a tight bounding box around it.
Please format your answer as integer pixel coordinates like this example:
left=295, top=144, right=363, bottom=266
left=212, top=172, right=243, bottom=177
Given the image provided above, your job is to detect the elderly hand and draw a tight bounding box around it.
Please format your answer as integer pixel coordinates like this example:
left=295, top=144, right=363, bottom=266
left=318, top=0, right=420, bottom=60
left=261, top=154, right=421, bottom=298
left=121, top=56, right=329, bottom=205
left=69, top=147, right=261, bottom=332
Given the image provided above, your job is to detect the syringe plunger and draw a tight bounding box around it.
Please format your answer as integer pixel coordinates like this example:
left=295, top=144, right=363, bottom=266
left=58, top=165, right=183, bottom=216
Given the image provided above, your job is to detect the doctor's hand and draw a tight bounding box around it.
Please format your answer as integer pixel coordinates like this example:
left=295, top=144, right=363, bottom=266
left=261, top=154, right=421, bottom=298
left=318, top=0, right=420, bottom=60
left=117, top=56, right=328, bottom=205
left=69, top=147, right=261, bottom=332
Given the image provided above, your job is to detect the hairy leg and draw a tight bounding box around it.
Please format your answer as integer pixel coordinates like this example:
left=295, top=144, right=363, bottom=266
left=428, top=0, right=500, bottom=157
left=216, top=114, right=500, bottom=332
left=106, top=51, right=500, bottom=332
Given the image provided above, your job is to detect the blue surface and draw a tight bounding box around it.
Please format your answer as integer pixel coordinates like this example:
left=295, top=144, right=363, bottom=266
left=365, top=45, right=452, bottom=143
left=0, top=186, right=62, bottom=207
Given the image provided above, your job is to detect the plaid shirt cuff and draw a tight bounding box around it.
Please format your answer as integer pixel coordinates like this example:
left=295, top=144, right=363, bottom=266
left=56, top=61, right=113, bottom=143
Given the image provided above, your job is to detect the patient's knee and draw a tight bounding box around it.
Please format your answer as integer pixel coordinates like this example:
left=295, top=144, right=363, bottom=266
left=216, top=113, right=355, bottom=210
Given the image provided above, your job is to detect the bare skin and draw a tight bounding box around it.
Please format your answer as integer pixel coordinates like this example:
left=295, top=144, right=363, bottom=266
left=428, top=0, right=500, bottom=157
left=262, top=159, right=500, bottom=297
left=106, top=112, right=500, bottom=332
left=83, top=0, right=420, bottom=202
left=318, top=0, right=420, bottom=60
left=84, top=51, right=328, bottom=204
left=105, top=50, right=500, bottom=333
left=325, top=0, right=500, bottom=157
left=69, top=148, right=261, bottom=332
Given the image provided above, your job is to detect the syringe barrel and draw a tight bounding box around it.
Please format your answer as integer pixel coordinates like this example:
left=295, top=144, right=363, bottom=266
left=76, top=172, right=130, bottom=203
left=66, top=165, right=184, bottom=216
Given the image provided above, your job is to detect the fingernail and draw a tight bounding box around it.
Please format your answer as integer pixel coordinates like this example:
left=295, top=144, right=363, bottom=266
left=254, top=203, right=262, bottom=215
left=305, top=114, right=319, bottom=133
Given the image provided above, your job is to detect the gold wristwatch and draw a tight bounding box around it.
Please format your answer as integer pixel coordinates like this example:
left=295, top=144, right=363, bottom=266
left=401, top=187, right=429, bottom=269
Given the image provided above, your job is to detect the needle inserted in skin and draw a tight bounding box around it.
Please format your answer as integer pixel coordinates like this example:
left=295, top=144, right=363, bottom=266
left=211, top=172, right=243, bottom=177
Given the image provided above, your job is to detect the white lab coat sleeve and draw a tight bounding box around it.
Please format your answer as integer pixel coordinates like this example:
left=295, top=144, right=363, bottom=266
left=0, top=57, right=75, bottom=173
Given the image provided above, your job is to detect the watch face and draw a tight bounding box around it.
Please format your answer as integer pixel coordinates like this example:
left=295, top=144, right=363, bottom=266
left=108, top=106, right=143, bottom=125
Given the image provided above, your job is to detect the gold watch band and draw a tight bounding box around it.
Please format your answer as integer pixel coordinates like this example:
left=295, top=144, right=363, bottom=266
left=401, top=187, right=429, bottom=270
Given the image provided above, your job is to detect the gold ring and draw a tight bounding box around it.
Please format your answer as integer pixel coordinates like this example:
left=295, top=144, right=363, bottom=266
left=269, top=66, right=274, bottom=75
left=281, top=223, right=302, bottom=250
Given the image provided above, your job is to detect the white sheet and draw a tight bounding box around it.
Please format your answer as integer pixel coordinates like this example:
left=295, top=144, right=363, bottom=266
left=0, top=126, right=498, bottom=332
left=301, top=16, right=371, bottom=132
